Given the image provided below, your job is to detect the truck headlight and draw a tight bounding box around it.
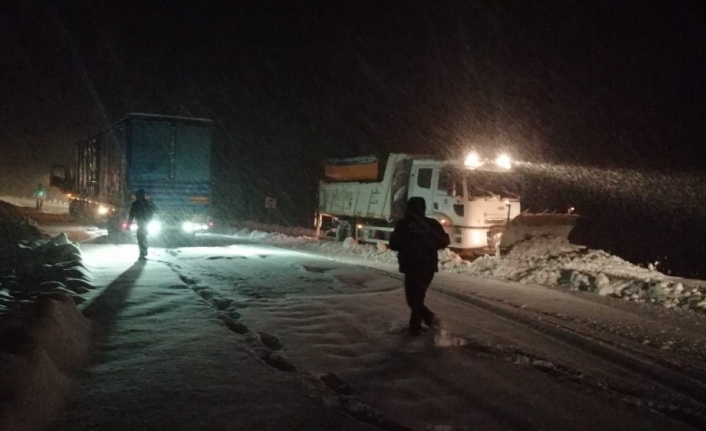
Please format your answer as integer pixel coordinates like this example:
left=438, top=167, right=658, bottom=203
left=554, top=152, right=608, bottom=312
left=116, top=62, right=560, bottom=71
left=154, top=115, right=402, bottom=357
left=464, top=151, right=482, bottom=168
left=495, top=154, right=512, bottom=170
left=148, top=220, right=162, bottom=235
left=182, top=222, right=195, bottom=232
left=97, top=205, right=109, bottom=215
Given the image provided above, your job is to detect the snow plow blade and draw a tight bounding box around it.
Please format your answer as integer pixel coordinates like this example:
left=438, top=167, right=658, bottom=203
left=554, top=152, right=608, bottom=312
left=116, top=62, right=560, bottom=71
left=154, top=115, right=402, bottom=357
left=498, top=213, right=579, bottom=255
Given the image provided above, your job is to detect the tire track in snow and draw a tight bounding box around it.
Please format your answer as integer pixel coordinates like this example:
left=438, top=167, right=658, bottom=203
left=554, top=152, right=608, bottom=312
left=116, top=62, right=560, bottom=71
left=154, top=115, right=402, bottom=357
left=474, top=293, right=706, bottom=382
left=292, top=253, right=706, bottom=428
left=164, top=258, right=416, bottom=431
left=213, top=244, right=705, bottom=427
left=170, top=265, right=298, bottom=372
left=434, top=286, right=706, bottom=405
left=166, top=248, right=701, bottom=430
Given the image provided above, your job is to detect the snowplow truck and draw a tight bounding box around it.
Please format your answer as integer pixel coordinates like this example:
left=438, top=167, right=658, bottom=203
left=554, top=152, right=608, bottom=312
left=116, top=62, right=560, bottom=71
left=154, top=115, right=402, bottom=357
left=317, top=154, right=577, bottom=256
left=49, top=113, right=214, bottom=241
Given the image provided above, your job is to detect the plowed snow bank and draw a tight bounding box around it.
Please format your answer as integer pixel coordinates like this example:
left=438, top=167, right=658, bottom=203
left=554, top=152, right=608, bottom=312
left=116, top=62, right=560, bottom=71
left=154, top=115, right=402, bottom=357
left=0, top=293, right=91, bottom=431
left=235, top=229, right=706, bottom=313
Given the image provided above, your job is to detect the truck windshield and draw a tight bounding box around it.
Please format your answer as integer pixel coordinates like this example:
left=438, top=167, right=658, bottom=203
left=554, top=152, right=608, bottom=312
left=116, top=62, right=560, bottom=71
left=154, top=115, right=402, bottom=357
left=466, top=171, right=520, bottom=200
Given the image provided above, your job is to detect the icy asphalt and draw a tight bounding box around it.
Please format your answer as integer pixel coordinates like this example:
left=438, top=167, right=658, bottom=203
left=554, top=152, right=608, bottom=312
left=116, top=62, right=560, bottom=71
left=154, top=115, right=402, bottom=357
left=42, top=231, right=706, bottom=431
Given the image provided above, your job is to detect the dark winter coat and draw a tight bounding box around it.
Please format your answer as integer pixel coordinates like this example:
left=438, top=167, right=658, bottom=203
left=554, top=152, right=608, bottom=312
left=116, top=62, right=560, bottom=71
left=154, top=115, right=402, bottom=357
left=389, top=215, right=450, bottom=274
left=128, top=199, right=157, bottom=226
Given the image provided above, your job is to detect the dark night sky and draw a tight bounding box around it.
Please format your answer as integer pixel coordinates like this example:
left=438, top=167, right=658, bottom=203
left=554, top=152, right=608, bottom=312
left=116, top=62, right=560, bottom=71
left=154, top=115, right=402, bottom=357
left=1, top=1, right=705, bottom=218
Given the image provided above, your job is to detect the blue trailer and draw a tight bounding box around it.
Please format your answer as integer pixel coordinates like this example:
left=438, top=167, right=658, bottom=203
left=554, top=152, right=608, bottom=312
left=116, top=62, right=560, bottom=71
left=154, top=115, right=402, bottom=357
left=50, top=113, right=213, bottom=240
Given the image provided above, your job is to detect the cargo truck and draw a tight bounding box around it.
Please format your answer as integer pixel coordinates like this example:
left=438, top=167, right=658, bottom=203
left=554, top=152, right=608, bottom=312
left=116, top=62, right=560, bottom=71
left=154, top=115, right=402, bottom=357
left=50, top=113, right=213, bottom=241
left=317, top=153, right=577, bottom=256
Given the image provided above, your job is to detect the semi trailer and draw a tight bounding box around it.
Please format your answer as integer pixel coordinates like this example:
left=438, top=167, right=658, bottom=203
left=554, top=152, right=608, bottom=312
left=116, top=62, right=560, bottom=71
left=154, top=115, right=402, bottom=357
left=50, top=113, right=214, bottom=240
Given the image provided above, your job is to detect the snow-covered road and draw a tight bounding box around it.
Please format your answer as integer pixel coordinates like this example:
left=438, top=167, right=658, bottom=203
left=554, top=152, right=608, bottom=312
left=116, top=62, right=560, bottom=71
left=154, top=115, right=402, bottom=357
left=51, top=234, right=706, bottom=430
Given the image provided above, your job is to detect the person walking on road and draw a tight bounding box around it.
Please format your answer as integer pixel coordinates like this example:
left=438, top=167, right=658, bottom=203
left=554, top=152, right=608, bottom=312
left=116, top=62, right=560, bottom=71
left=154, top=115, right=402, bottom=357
left=33, top=183, right=47, bottom=211
left=389, top=196, right=450, bottom=336
left=128, top=189, right=158, bottom=260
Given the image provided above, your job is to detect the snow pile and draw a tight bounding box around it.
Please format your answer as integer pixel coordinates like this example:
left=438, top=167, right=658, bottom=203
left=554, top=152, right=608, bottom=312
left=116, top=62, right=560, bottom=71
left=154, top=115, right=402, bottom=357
left=0, top=293, right=91, bottom=431
left=0, top=201, right=93, bottom=430
left=0, top=200, right=44, bottom=240
left=439, top=236, right=661, bottom=281
left=233, top=228, right=398, bottom=262
left=439, top=236, right=706, bottom=311
left=233, top=227, right=706, bottom=313
left=233, top=228, right=317, bottom=246
left=1, top=232, right=93, bottom=316
left=225, top=222, right=317, bottom=238
left=308, top=240, right=398, bottom=264
left=0, top=205, right=92, bottom=312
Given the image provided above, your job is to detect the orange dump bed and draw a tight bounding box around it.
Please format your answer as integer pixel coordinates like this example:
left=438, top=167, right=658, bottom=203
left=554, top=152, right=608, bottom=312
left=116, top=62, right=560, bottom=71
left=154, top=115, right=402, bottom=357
left=323, top=159, right=379, bottom=182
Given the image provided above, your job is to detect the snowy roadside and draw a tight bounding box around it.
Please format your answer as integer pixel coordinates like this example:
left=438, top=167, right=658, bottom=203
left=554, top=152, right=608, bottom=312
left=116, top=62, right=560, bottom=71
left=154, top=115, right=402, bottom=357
left=0, top=201, right=93, bottom=430
left=1, top=201, right=94, bottom=317
left=228, top=227, right=706, bottom=314
left=0, top=196, right=69, bottom=215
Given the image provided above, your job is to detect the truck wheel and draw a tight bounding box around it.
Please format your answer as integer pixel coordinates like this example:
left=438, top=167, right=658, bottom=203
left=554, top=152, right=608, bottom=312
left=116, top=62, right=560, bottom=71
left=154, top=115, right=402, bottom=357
left=336, top=220, right=352, bottom=242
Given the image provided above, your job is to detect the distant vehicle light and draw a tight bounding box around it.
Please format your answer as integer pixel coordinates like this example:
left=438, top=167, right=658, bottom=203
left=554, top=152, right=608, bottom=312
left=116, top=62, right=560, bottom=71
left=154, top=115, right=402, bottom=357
left=495, top=154, right=512, bottom=170
left=147, top=220, right=162, bottom=235
left=130, top=223, right=138, bottom=232
left=121, top=222, right=129, bottom=229
left=97, top=205, right=109, bottom=215
left=464, top=152, right=482, bottom=168
left=200, top=224, right=209, bottom=230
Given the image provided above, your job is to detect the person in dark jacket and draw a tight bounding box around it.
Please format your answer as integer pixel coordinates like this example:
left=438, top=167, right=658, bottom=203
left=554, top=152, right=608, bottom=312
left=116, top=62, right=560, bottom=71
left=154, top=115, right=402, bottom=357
left=389, top=196, right=450, bottom=336
left=33, top=183, right=47, bottom=211
left=128, top=189, right=158, bottom=260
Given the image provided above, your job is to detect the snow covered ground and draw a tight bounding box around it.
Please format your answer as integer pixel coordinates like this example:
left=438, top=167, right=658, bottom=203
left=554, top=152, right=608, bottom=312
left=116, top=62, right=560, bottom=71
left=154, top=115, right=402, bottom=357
left=230, top=228, right=706, bottom=314
left=3, top=209, right=706, bottom=430
left=0, top=196, right=69, bottom=215
left=52, top=240, right=706, bottom=430
left=50, top=244, right=381, bottom=431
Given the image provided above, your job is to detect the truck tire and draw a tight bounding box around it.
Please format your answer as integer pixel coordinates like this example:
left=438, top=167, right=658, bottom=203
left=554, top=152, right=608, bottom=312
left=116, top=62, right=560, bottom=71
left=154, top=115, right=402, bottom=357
left=335, top=220, right=352, bottom=242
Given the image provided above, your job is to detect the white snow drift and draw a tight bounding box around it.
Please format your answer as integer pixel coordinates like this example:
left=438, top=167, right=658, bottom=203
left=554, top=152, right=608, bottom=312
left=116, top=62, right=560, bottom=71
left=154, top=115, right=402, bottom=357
left=234, top=229, right=706, bottom=313
left=0, top=203, right=93, bottom=431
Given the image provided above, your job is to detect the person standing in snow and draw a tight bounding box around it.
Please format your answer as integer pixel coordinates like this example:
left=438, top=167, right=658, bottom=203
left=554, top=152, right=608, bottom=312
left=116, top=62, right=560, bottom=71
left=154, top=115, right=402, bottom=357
left=33, top=183, right=47, bottom=211
left=389, top=196, right=450, bottom=336
left=128, top=189, right=158, bottom=260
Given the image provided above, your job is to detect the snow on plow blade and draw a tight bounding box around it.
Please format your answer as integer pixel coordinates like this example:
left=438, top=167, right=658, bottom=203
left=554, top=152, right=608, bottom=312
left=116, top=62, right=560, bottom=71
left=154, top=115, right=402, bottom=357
left=498, top=213, right=579, bottom=255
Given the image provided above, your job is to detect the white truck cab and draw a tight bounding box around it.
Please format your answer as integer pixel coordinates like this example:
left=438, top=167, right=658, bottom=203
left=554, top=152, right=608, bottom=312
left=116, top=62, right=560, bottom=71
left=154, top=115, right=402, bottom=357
left=318, top=153, right=521, bottom=254
left=406, top=158, right=520, bottom=250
